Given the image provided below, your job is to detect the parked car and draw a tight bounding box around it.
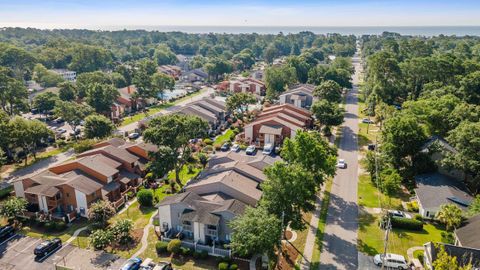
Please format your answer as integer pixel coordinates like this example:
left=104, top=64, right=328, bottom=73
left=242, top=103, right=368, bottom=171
left=128, top=133, right=140, bottom=139
left=231, top=143, right=240, bottom=152
left=245, top=145, right=256, bottom=155
left=362, top=118, right=374, bottom=124
left=220, top=142, right=231, bottom=151
left=56, top=128, right=67, bottom=134
left=373, top=253, right=408, bottom=269
left=34, top=238, right=62, bottom=257
left=140, top=258, right=173, bottom=270
left=262, top=143, right=274, bottom=155
left=31, top=108, right=39, bottom=114
left=52, top=117, right=65, bottom=124
left=368, top=144, right=376, bottom=151
left=337, top=159, right=347, bottom=169
left=122, top=257, right=143, bottom=270
left=388, top=210, right=412, bottom=219
left=0, top=226, right=15, bottom=242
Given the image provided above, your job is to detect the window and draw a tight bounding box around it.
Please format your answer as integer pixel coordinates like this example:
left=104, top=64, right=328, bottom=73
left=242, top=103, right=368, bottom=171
left=183, top=221, right=191, bottom=226
left=176, top=225, right=183, bottom=231
left=225, top=234, right=231, bottom=241
left=207, top=225, right=217, bottom=230
left=55, top=193, right=62, bottom=200
left=162, top=222, right=169, bottom=230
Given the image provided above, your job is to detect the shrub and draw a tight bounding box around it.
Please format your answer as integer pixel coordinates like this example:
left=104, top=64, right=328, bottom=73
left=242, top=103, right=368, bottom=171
left=44, top=221, right=56, bottom=232
left=218, top=262, right=229, bottom=270
left=181, top=247, right=192, bottom=256
left=193, top=251, right=202, bottom=259
left=200, top=249, right=209, bottom=259
left=137, top=189, right=154, bottom=207
left=153, top=219, right=160, bottom=226
left=167, top=239, right=182, bottom=254
left=204, top=138, right=213, bottom=145
left=229, top=264, right=238, bottom=270
left=55, top=221, right=67, bottom=231
left=213, top=143, right=222, bottom=150
left=73, top=139, right=95, bottom=153
left=441, top=231, right=455, bottom=244
left=414, top=214, right=423, bottom=222
left=202, top=145, right=214, bottom=153
left=0, top=186, right=13, bottom=200
left=406, top=201, right=419, bottom=212
left=391, top=217, right=423, bottom=231
left=156, top=241, right=169, bottom=253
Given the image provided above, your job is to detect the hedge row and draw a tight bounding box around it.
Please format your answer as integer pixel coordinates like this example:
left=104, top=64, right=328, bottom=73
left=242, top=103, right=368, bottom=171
left=391, top=217, right=423, bottom=231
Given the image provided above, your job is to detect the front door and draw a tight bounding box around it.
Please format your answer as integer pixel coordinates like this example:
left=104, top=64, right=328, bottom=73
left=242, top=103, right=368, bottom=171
left=264, top=134, right=275, bottom=145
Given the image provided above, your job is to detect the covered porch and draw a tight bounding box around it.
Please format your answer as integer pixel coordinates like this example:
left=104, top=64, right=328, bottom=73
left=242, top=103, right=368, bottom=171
left=255, top=124, right=283, bottom=147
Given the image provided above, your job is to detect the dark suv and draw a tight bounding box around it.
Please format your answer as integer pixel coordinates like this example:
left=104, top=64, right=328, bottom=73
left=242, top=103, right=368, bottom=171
left=0, top=226, right=14, bottom=242
left=34, top=238, right=62, bottom=257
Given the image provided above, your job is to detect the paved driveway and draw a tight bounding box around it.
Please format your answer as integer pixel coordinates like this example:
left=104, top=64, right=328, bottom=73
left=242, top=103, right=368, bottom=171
left=0, top=235, right=125, bottom=270
left=319, top=51, right=361, bottom=269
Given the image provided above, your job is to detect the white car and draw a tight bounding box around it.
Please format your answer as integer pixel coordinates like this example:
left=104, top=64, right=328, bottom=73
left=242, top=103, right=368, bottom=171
left=231, top=144, right=240, bottom=152
left=245, top=145, right=256, bottom=155
left=56, top=128, right=67, bottom=134
left=388, top=210, right=412, bottom=219
left=262, top=143, right=274, bottom=155
left=337, top=159, right=347, bottom=169
left=373, top=253, right=408, bottom=269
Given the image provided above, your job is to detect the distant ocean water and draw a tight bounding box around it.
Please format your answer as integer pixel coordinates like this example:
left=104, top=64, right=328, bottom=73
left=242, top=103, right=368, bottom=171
left=107, top=25, right=480, bottom=36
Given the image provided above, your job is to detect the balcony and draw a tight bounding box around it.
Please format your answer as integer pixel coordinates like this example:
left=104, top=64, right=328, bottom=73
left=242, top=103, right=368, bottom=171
left=205, top=228, right=218, bottom=237
left=112, top=197, right=125, bottom=209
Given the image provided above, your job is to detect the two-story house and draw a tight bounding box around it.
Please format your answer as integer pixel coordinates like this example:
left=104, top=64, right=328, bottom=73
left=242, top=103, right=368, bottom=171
left=279, top=84, right=316, bottom=109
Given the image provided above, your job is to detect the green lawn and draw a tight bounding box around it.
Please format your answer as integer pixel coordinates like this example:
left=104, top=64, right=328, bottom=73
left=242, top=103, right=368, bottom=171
left=108, top=201, right=157, bottom=258
left=23, top=218, right=89, bottom=243
left=358, top=212, right=446, bottom=257
left=214, top=129, right=234, bottom=145
left=167, top=163, right=202, bottom=187
left=310, top=179, right=333, bottom=269
left=358, top=174, right=404, bottom=209
left=120, top=89, right=205, bottom=126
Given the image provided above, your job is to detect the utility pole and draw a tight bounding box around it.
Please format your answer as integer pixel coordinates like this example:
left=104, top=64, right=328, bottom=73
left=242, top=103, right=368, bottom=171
left=381, top=216, right=391, bottom=270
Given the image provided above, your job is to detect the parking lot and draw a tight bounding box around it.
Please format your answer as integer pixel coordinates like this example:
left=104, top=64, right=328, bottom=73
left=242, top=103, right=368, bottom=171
left=0, top=235, right=126, bottom=270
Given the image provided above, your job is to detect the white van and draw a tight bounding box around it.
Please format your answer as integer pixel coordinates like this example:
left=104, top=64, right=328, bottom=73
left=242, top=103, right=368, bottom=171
left=373, top=253, right=408, bottom=269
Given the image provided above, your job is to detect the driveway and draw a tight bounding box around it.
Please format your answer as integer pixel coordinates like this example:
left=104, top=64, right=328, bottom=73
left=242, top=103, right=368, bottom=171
left=0, top=235, right=125, bottom=270
left=319, top=50, right=361, bottom=269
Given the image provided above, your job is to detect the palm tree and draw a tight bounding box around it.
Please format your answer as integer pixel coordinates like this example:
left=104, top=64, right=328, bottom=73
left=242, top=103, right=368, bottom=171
left=435, top=204, right=463, bottom=231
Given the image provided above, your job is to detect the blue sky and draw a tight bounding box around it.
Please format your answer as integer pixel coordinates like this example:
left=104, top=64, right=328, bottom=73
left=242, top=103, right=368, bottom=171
left=0, top=0, right=480, bottom=29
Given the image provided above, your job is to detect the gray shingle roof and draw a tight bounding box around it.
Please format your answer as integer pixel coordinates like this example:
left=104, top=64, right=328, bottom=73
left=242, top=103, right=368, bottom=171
left=455, top=214, right=480, bottom=249
left=425, top=242, right=480, bottom=268
left=415, top=173, right=473, bottom=210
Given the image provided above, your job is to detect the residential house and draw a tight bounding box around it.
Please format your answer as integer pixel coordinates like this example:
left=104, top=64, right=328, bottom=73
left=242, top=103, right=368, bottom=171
left=176, top=98, right=228, bottom=134
left=157, top=151, right=279, bottom=245
left=158, top=65, right=182, bottom=79
left=111, top=85, right=156, bottom=119
left=243, top=103, right=313, bottom=147
left=423, top=242, right=480, bottom=269
left=250, top=69, right=264, bottom=81
left=414, top=173, right=473, bottom=218
left=13, top=138, right=156, bottom=222
left=455, top=214, right=480, bottom=249
left=420, top=136, right=465, bottom=180
left=181, top=69, right=208, bottom=83
left=228, top=77, right=266, bottom=96
left=279, top=84, right=316, bottom=109
left=50, top=69, right=76, bottom=82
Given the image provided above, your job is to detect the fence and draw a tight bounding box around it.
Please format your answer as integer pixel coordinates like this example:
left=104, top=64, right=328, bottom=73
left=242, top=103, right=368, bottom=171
left=162, top=237, right=232, bottom=258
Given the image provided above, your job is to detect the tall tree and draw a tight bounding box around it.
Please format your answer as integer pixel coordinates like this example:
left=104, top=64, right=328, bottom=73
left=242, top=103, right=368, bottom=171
left=311, top=100, right=344, bottom=134
left=229, top=206, right=282, bottom=258
left=264, top=65, right=297, bottom=99
left=58, top=81, right=76, bottom=101
left=85, top=83, right=119, bottom=115
left=143, top=114, right=208, bottom=189
left=0, top=67, right=28, bottom=116
left=32, top=63, right=64, bottom=87
left=314, top=80, right=343, bottom=103
left=281, top=131, right=337, bottom=185
left=432, top=244, right=473, bottom=270
left=381, top=114, right=427, bottom=171
left=444, top=121, right=480, bottom=192
left=10, top=117, right=52, bottom=165
left=69, top=44, right=113, bottom=73
left=54, top=101, right=93, bottom=140
left=261, top=162, right=316, bottom=230
left=76, top=71, right=112, bottom=99
left=436, top=204, right=463, bottom=231
left=226, top=92, right=257, bottom=116
left=83, top=114, right=114, bottom=139
left=33, top=92, right=59, bottom=116
left=468, top=195, right=480, bottom=217
left=0, top=197, right=27, bottom=223
left=151, top=73, right=175, bottom=100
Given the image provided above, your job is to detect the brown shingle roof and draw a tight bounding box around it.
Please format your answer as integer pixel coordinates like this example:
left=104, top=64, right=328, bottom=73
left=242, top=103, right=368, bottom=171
left=24, top=185, right=59, bottom=197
